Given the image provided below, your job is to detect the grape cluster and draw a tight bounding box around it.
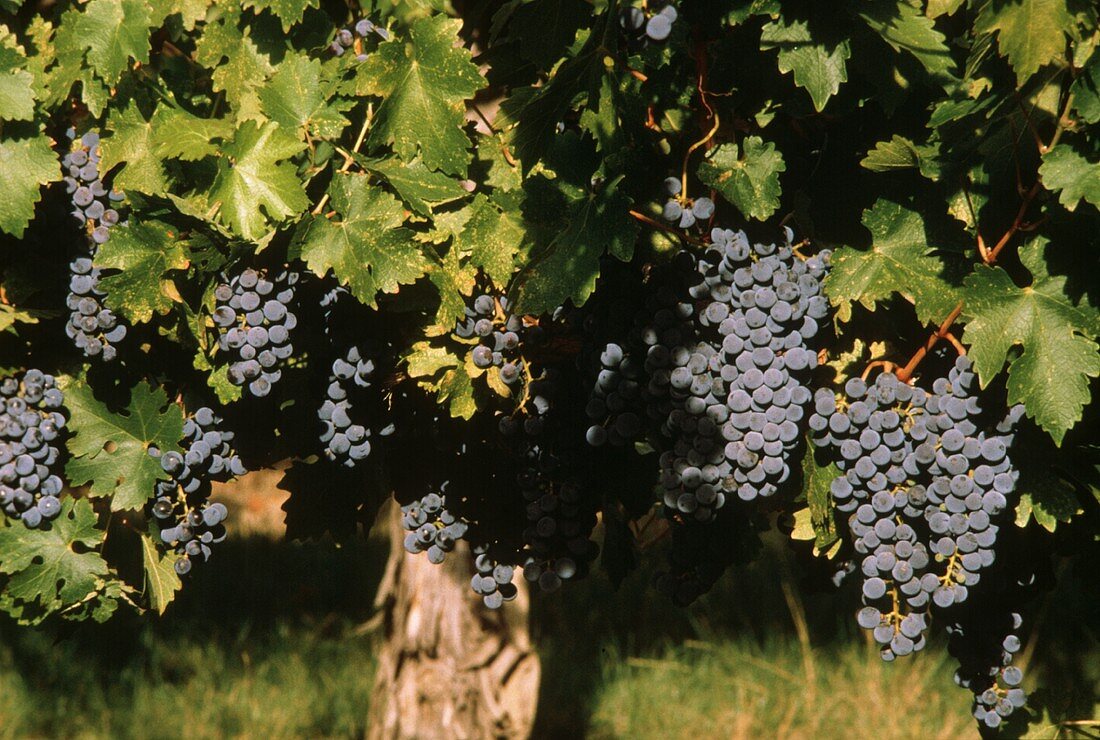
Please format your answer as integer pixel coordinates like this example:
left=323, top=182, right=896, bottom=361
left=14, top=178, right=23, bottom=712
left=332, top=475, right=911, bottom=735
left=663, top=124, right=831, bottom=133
left=66, top=256, right=127, bottom=361
left=950, top=609, right=1028, bottom=730
left=0, top=371, right=66, bottom=529
left=471, top=545, right=519, bottom=610
left=149, top=407, right=245, bottom=575
left=330, top=18, right=390, bottom=59
left=810, top=357, right=1024, bottom=660
left=62, top=130, right=125, bottom=246
left=455, top=292, right=544, bottom=389
left=401, top=486, right=470, bottom=564
left=319, top=345, right=378, bottom=466
left=214, top=268, right=299, bottom=397
left=649, top=230, right=829, bottom=522
left=62, top=130, right=129, bottom=361
left=584, top=342, right=646, bottom=447
left=619, top=3, right=678, bottom=42
left=500, top=372, right=600, bottom=593
left=661, top=177, right=714, bottom=229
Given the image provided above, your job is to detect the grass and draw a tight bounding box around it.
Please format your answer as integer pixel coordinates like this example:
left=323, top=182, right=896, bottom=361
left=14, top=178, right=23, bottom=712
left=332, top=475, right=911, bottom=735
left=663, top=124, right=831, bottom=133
left=0, top=517, right=1096, bottom=739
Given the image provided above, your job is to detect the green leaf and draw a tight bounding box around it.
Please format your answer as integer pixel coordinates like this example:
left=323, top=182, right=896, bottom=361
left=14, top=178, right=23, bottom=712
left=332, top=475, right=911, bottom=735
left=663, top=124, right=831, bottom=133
left=0, top=69, right=35, bottom=120
left=100, top=101, right=168, bottom=195
left=73, top=0, right=155, bottom=85
left=0, top=499, right=110, bottom=616
left=294, top=172, right=428, bottom=307
left=511, top=177, right=638, bottom=314
left=502, top=0, right=589, bottom=70
left=428, top=246, right=476, bottom=334
left=259, top=54, right=351, bottom=140
left=927, top=0, right=965, bottom=17
left=825, top=199, right=962, bottom=324
left=405, top=342, right=476, bottom=419
left=65, top=381, right=184, bottom=511
left=1070, top=52, right=1100, bottom=124
left=140, top=532, right=181, bottom=615
left=799, top=443, right=841, bottom=554
left=855, top=0, right=955, bottom=79
left=358, top=156, right=468, bottom=215
left=358, top=16, right=484, bottom=175
left=243, top=0, right=318, bottom=31
left=149, top=105, right=235, bottom=161
left=697, top=137, right=786, bottom=221
left=209, top=121, right=308, bottom=241
left=95, top=220, right=190, bottom=324
left=1015, top=461, right=1085, bottom=532
left=861, top=135, right=940, bottom=180
left=760, top=16, right=850, bottom=111
left=961, top=240, right=1100, bottom=444
left=194, top=9, right=274, bottom=121
left=1038, top=145, right=1100, bottom=211
left=0, top=134, right=60, bottom=237
left=975, top=0, right=1073, bottom=83
left=454, top=194, right=523, bottom=287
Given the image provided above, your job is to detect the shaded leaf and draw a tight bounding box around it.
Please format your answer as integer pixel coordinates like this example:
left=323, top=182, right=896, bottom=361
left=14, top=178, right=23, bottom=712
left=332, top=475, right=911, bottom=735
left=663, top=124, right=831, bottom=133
left=760, top=15, right=850, bottom=111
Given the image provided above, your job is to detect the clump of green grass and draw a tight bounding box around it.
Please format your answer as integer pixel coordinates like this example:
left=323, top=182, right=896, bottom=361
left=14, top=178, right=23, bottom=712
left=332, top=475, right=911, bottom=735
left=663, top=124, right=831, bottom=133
left=587, top=639, right=973, bottom=740
left=0, top=622, right=377, bottom=739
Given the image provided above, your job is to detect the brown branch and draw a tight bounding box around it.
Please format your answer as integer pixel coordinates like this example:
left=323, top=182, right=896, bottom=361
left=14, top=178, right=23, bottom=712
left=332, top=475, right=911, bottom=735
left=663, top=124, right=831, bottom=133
left=985, top=181, right=1041, bottom=264
left=896, top=301, right=964, bottom=382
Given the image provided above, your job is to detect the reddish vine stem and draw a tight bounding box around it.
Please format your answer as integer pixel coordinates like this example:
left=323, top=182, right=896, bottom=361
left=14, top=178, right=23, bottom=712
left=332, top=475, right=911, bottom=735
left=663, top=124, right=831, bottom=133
left=895, top=300, right=964, bottom=383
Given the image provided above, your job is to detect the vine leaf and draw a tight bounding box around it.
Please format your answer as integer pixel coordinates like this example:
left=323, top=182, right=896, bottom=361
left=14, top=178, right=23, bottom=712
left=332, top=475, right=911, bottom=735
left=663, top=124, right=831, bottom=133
left=962, top=240, right=1100, bottom=444
left=259, top=54, right=352, bottom=140
left=0, top=134, right=59, bottom=237
left=1070, top=53, right=1100, bottom=125
left=404, top=342, right=476, bottom=419
left=209, top=121, right=308, bottom=242
left=140, top=532, right=181, bottom=615
left=243, top=0, right=318, bottom=32
left=428, top=245, right=476, bottom=333
left=71, top=0, right=155, bottom=85
left=293, top=172, right=427, bottom=307
left=96, top=220, right=190, bottom=324
left=65, top=381, right=185, bottom=511
left=861, top=135, right=940, bottom=180
left=100, top=101, right=168, bottom=195
left=855, top=0, right=955, bottom=80
left=0, top=499, right=110, bottom=617
left=0, top=68, right=35, bottom=121
left=825, top=198, right=961, bottom=324
left=149, top=105, right=235, bottom=161
left=193, top=8, right=273, bottom=121
left=697, top=137, right=785, bottom=221
left=358, top=156, right=468, bottom=215
left=760, top=15, right=850, bottom=111
left=1038, top=145, right=1100, bottom=212
left=975, top=0, right=1074, bottom=83
left=455, top=193, right=524, bottom=287
left=794, top=442, right=841, bottom=555
left=511, top=177, right=637, bottom=314
left=357, top=15, right=484, bottom=175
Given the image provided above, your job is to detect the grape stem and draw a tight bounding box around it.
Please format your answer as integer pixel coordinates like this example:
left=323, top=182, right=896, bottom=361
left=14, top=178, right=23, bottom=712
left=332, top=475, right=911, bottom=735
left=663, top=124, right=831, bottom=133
left=895, top=300, right=965, bottom=383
